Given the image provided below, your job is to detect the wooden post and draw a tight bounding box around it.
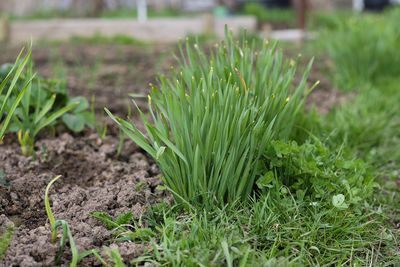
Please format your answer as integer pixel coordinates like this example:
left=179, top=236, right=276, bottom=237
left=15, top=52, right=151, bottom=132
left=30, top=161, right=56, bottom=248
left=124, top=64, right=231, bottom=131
left=204, top=12, right=214, bottom=36
left=296, top=0, right=306, bottom=31
left=93, top=0, right=105, bottom=17
left=296, top=0, right=307, bottom=43
left=1, top=13, right=9, bottom=43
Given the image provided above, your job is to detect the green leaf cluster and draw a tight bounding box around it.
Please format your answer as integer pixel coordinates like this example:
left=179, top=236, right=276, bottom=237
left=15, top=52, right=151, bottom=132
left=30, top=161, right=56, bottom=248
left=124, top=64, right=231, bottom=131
left=261, top=140, right=376, bottom=207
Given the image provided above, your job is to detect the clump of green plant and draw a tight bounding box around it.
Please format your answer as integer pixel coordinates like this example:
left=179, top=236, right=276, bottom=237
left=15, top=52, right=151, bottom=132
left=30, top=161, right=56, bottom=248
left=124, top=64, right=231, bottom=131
left=0, top=46, right=33, bottom=143
left=107, top=29, right=316, bottom=207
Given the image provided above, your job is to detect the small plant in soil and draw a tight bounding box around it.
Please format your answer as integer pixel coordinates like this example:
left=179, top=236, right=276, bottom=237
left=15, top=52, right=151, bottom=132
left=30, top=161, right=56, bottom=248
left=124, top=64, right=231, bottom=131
left=0, top=46, right=33, bottom=143
left=89, top=94, right=108, bottom=141
left=45, top=175, right=108, bottom=266
left=107, top=28, right=317, bottom=207
left=0, top=223, right=15, bottom=261
left=0, top=46, right=93, bottom=155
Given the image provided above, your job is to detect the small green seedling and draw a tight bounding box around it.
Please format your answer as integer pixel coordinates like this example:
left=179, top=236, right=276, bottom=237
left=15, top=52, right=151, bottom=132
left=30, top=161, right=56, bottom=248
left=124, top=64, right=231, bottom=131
left=0, top=46, right=33, bottom=143
left=45, top=175, right=102, bottom=266
left=89, top=94, right=107, bottom=141
left=0, top=222, right=15, bottom=261
left=11, top=54, right=79, bottom=155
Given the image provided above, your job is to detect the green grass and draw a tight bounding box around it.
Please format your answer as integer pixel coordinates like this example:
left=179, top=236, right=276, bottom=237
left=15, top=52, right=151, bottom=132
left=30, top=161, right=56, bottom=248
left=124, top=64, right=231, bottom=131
left=323, top=7, right=400, bottom=90
left=0, top=223, right=15, bottom=261
left=9, top=7, right=185, bottom=21
left=102, top=10, right=400, bottom=266
left=100, top=8, right=183, bottom=19
left=95, top=187, right=398, bottom=266
left=69, top=34, right=150, bottom=46
left=307, top=9, right=356, bottom=31
left=241, top=3, right=295, bottom=26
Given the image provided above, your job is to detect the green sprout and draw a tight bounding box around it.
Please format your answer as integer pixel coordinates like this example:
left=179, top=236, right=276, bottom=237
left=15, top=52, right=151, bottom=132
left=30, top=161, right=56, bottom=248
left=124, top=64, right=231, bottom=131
left=45, top=175, right=106, bottom=266
left=107, top=28, right=316, bottom=207
left=0, top=46, right=33, bottom=143
left=89, top=94, right=108, bottom=142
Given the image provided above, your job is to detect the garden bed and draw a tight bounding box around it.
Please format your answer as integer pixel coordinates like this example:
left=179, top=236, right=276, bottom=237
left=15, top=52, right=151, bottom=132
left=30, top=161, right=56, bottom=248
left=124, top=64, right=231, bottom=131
left=0, top=42, right=354, bottom=266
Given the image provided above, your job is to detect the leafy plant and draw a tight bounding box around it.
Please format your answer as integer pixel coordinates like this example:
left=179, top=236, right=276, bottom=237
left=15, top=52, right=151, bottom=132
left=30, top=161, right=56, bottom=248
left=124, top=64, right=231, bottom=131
left=49, top=56, right=93, bottom=133
left=61, top=96, right=92, bottom=132
left=1, top=50, right=92, bottom=147
left=12, top=68, right=78, bottom=155
left=2, top=55, right=88, bottom=155
left=107, top=28, right=316, bottom=207
left=260, top=139, right=376, bottom=208
left=0, top=46, right=33, bottom=143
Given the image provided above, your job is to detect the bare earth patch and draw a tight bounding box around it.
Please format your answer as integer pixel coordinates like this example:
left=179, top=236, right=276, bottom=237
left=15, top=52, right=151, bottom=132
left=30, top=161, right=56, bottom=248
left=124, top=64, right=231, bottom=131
left=0, top=128, right=172, bottom=266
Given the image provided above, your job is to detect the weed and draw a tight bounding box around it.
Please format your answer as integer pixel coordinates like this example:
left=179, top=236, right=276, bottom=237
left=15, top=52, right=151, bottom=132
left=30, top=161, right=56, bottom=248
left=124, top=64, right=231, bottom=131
left=13, top=74, right=78, bottom=155
left=262, top=139, right=376, bottom=207
left=50, top=56, right=93, bottom=133
left=90, top=210, right=156, bottom=243
left=62, top=96, right=92, bottom=133
left=106, top=191, right=393, bottom=266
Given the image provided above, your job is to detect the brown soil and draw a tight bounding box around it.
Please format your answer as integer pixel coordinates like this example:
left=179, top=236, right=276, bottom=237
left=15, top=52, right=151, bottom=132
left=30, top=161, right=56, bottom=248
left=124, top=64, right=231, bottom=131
left=0, top=129, right=174, bottom=266
left=0, top=42, right=348, bottom=266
